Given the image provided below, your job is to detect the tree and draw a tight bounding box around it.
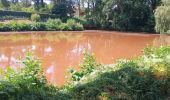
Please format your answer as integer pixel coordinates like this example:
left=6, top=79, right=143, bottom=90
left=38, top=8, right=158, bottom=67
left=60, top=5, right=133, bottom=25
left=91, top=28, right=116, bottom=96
left=155, top=0, right=170, bottom=34
left=33, top=0, right=45, bottom=11
left=51, top=0, right=75, bottom=20
left=85, top=0, right=160, bottom=32
left=20, top=0, right=32, bottom=7
left=0, top=0, right=10, bottom=9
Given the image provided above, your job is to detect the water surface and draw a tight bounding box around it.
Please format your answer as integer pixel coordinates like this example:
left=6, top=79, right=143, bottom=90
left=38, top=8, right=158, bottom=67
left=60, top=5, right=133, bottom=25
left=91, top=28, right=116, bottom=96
left=0, top=31, right=169, bottom=86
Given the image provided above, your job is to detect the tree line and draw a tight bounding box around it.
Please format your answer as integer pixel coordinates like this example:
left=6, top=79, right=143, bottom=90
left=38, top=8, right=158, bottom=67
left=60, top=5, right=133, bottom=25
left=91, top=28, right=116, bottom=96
left=0, top=0, right=169, bottom=33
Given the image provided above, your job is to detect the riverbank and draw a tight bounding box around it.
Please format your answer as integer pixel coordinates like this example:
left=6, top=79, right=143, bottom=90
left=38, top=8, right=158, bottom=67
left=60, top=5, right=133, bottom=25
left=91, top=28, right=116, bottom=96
left=0, top=19, right=84, bottom=32
left=0, top=30, right=159, bottom=35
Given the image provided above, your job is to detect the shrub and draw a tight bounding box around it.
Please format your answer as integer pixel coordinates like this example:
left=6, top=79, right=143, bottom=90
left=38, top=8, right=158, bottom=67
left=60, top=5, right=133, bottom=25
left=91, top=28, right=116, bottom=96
left=0, top=53, right=71, bottom=100
left=0, top=19, right=84, bottom=31
left=67, top=19, right=84, bottom=31
left=69, top=46, right=170, bottom=99
left=0, top=23, right=12, bottom=31
left=69, top=50, right=98, bottom=81
left=19, top=23, right=32, bottom=31
left=60, top=23, right=72, bottom=31
left=31, top=22, right=46, bottom=31
left=6, top=20, right=19, bottom=31
left=0, top=10, right=58, bottom=20
left=31, top=14, right=41, bottom=22
left=45, top=19, right=62, bottom=31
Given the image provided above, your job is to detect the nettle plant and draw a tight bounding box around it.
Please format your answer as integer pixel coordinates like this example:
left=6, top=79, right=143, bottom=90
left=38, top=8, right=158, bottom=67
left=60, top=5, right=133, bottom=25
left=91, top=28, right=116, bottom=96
left=68, top=50, right=98, bottom=81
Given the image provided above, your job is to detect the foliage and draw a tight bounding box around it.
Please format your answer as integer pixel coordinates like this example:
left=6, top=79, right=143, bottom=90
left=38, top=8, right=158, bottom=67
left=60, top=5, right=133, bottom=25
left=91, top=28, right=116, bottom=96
left=51, top=0, right=74, bottom=20
left=68, top=46, right=170, bottom=99
left=69, top=50, right=98, bottom=81
left=1, top=46, right=170, bottom=99
left=85, top=0, right=160, bottom=32
left=0, top=53, right=71, bottom=100
left=31, top=13, right=41, bottom=22
left=0, top=19, right=84, bottom=31
left=45, top=19, right=62, bottom=31
left=9, top=3, right=23, bottom=11
left=66, top=19, right=84, bottom=31
left=31, top=22, right=46, bottom=31
left=0, top=10, right=58, bottom=20
left=155, top=0, right=170, bottom=34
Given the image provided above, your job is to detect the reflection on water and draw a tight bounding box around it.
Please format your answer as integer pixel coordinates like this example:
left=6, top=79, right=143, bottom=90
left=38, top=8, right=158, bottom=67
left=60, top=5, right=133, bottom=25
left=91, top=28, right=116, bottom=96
left=0, top=31, right=170, bottom=86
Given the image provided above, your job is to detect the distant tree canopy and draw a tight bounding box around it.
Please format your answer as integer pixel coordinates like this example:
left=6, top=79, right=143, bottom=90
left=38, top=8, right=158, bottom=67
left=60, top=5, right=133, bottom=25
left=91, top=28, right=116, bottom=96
left=0, top=0, right=167, bottom=33
left=84, top=0, right=161, bottom=32
left=51, top=0, right=75, bottom=20
left=155, top=0, right=170, bottom=34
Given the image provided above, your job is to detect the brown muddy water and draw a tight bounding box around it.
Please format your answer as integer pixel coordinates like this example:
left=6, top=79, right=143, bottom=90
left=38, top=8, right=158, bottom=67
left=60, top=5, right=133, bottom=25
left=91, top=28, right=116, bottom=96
left=0, top=31, right=170, bottom=86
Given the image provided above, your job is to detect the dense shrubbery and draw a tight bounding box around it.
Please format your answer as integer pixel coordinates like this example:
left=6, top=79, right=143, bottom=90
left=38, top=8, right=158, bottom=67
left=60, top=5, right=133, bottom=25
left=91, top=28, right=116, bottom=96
left=68, top=46, right=170, bottom=99
left=0, top=53, right=71, bottom=100
left=1, top=46, right=170, bottom=99
left=84, top=0, right=160, bottom=32
left=0, top=19, right=84, bottom=31
left=0, top=10, right=58, bottom=20
left=155, top=0, right=170, bottom=34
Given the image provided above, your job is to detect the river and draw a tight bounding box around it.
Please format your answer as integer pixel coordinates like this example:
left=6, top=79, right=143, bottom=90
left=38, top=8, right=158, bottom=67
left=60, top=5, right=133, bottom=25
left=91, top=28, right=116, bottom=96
left=0, top=31, right=169, bottom=86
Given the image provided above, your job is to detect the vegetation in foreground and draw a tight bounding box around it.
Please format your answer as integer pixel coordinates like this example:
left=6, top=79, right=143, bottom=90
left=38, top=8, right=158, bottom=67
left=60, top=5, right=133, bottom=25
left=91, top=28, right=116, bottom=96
left=1, top=46, right=170, bottom=100
left=0, top=18, right=84, bottom=31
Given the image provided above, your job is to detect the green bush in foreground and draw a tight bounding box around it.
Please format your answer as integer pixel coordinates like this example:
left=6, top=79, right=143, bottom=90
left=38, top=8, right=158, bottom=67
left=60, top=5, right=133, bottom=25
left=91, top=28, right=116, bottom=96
left=69, top=46, right=170, bottom=100
left=0, top=52, right=71, bottom=100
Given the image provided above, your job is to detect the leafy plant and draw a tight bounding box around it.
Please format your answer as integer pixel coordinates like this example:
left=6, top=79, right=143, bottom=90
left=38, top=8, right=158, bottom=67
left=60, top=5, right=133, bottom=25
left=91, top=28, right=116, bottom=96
left=0, top=52, right=71, bottom=100
left=69, top=46, right=170, bottom=99
left=31, top=13, right=41, bottom=22
left=69, top=50, right=98, bottom=81
left=66, top=19, right=84, bottom=31
left=45, top=19, right=62, bottom=31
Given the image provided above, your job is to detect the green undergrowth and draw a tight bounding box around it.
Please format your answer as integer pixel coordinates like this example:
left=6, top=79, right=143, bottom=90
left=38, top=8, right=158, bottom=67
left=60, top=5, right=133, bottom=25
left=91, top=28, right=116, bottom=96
left=1, top=46, right=170, bottom=100
left=0, top=52, right=71, bottom=100
left=0, top=19, right=84, bottom=32
left=68, top=46, right=170, bottom=100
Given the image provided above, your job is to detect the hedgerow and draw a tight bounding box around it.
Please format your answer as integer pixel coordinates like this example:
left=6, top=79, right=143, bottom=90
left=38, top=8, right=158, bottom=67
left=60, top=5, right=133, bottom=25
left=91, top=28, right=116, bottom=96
left=0, top=19, right=84, bottom=31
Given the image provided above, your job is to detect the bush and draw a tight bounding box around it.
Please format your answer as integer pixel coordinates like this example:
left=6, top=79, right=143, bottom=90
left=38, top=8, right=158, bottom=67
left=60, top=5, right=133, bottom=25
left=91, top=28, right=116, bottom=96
left=67, top=19, right=84, bottom=31
left=68, top=46, right=170, bottom=99
left=31, top=14, right=41, bottom=22
left=60, top=23, right=72, bottom=31
left=0, top=53, right=72, bottom=100
left=0, top=19, right=84, bottom=31
left=0, top=23, right=12, bottom=31
left=155, top=0, right=170, bottom=33
left=45, top=19, right=62, bottom=31
left=19, top=23, right=32, bottom=31
left=0, top=10, right=58, bottom=20
left=155, top=0, right=170, bottom=34
left=31, top=22, right=46, bottom=31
